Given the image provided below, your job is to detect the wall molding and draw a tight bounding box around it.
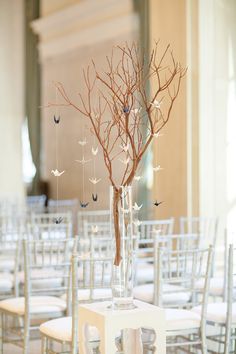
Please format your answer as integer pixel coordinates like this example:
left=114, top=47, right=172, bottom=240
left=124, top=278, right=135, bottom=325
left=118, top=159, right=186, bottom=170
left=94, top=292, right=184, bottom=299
left=31, top=0, right=138, bottom=61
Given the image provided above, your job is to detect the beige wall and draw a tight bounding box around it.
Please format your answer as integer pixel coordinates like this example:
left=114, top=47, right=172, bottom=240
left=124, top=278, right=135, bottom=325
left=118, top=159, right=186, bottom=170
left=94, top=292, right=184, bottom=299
left=33, top=0, right=138, bottom=209
left=149, top=0, right=190, bottom=224
left=0, top=0, right=25, bottom=201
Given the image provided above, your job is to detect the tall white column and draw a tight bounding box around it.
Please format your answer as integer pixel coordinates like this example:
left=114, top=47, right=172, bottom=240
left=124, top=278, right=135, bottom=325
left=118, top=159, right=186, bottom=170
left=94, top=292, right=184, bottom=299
left=0, top=0, right=25, bottom=200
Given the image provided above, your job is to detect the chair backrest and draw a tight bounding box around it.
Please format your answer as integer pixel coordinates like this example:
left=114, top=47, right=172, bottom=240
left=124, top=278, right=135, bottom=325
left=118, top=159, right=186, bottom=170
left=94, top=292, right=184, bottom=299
left=179, top=216, right=218, bottom=247
left=154, top=245, right=213, bottom=313
left=71, top=252, right=113, bottom=353
left=77, top=209, right=110, bottom=235
left=26, top=195, right=46, bottom=213
left=139, top=218, right=174, bottom=241
left=23, top=238, right=76, bottom=313
left=82, top=220, right=111, bottom=239
left=27, top=222, right=72, bottom=240
left=31, top=212, right=72, bottom=225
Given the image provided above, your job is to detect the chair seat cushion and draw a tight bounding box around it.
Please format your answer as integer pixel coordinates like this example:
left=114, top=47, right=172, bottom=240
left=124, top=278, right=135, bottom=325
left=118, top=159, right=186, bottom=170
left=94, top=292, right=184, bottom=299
left=0, top=273, right=13, bottom=291
left=18, top=269, right=63, bottom=288
left=0, top=259, right=15, bottom=271
left=195, top=277, right=224, bottom=296
left=40, top=316, right=100, bottom=343
left=136, top=263, right=154, bottom=284
left=192, top=302, right=236, bottom=324
left=0, top=296, right=66, bottom=315
left=134, top=283, right=191, bottom=305
left=165, top=308, right=201, bottom=331
left=61, top=288, right=112, bottom=302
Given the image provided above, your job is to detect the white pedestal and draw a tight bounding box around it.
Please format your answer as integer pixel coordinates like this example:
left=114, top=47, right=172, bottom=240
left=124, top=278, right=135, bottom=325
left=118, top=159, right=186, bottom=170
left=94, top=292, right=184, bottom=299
left=78, top=299, right=166, bottom=354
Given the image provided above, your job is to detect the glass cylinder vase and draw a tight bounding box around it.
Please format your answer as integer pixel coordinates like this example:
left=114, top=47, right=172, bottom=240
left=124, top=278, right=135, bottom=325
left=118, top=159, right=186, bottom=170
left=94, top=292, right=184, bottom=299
left=110, top=185, right=135, bottom=310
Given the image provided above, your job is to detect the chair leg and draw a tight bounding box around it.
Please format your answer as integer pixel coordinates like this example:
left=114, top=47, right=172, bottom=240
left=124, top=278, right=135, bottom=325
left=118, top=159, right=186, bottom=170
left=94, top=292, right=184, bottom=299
left=224, top=324, right=230, bottom=354
left=0, top=312, right=3, bottom=354
left=23, top=316, right=30, bottom=354
left=41, top=336, right=48, bottom=354
left=201, top=327, right=208, bottom=354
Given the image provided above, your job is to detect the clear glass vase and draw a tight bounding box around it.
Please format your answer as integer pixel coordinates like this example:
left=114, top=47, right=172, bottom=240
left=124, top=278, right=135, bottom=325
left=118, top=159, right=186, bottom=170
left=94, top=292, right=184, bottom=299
left=110, top=185, right=136, bottom=310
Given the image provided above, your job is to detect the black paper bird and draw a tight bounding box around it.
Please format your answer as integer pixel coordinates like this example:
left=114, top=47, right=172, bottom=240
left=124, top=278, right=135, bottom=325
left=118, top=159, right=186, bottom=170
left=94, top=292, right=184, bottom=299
left=54, top=115, right=60, bottom=124
left=154, top=201, right=164, bottom=207
left=92, top=193, right=98, bottom=202
left=80, top=201, right=89, bottom=208
left=54, top=217, right=63, bottom=224
left=123, top=106, right=130, bottom=113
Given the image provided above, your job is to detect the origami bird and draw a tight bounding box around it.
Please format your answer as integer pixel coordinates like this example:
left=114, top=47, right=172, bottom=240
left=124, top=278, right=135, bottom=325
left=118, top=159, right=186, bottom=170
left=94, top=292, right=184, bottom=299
left=80, top=201, right=89, bottom=208
left=133, top=203, right=143, bottom=211
left=134, top=175, right=142, bottom=181
left=119, top=157, right=130, bottom=165
left=89, top=178, right=101, bottom=185
left=53, top=115, right=60, bottom=124
left=54, top=217, right=63, bottom=224
left=92, top=193, right=98, bottom=202
left=75, top=157, right=91, bottom=165
left=153, top=132, right=163, bottom=138
left=123, top=106, right=130, bottom=113
left=120, top=143, right=130, bottom=152
left=154, top=201, right=163, bottom=207
left=131, top=108, right=142, bottom=115
left=92, top=147, right=98, bottom=156
left=51, top=169, right=65, bottom=177
left=150, top=99, right=161, bottom=109
left=91, top=225, right=99, bottom=234
left=133, top=219, right=142, bottom=227
left=153, top=165, right=163, bottom=172
left=78, top=139, right=87, bottom=146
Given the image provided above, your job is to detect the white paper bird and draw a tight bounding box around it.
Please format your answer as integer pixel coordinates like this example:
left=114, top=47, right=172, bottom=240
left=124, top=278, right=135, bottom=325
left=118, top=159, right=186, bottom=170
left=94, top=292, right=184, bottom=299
left=153, top=165, right=163, bottom=172
left=75, top=156, right=91, bottom=165
left=120, top=143, right=130, bottom=152
left=51, top=169, right=65, bottom=177
left=153, top=132, right=163, bottom=138
left=121, top=207, right=130, bottom=214
left=92, top=147, right=98, bottom=156
left=78, top=138, right=87, bottom=146
left=134, top=175, right=142, bottom=181
left=133, top=219, right=142, bottom=227
left=150, top=99, right=161, bottom=109
left=89, top=177, right=101, bottom=185
left=91, top=225, right=99, bottom=234
left=131, top=107, right=142, bottom=115
left=133, top=202, right=143, bottom=211
left=119, top=157, right=130, bottom=165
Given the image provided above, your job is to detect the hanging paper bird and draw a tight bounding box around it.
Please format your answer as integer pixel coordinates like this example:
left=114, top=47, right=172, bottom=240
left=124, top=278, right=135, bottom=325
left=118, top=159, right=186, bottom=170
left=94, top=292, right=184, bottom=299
left=153, top=132, right=163, bottom=138
left=80, top=201, right=89, bottom=208
left=150, top=99, right=161, bottom=109
left=91, top=225, right=99, bottom=234
left=92, top=193, right=98, bottom=202
left=123, top=106, right=130, bottom=113
left=120, top=143, right=130, bottom=152
left=153, top=165, right=163, bottom=172
left=131, top=107, right=142, bottom=115
left=134, top=175, right=142, bottom=181
left=133, top=219, right=142, bottom=227
left=75, top=157, right=91, bottom=165
left=78, top=138, right=87, bottom=146
left=54, top=217, right=63, bottom=224
left=54, top=115, right=60, bottom=124
left=133, top=202, right=143, bottom=211
left=92, top=147, right=98, bottom=156
left=89, top=177, right=101, bottom=185
left=119, top=157, right=130, bottom=165
left=51, top=169, right=65, bottom=177
left=154, top=201, right=164, bottom=207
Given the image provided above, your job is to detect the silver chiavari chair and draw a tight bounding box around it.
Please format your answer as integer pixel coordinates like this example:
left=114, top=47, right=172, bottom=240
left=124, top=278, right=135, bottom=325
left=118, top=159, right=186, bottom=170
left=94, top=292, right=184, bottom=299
left=141, top=246, right=213, bottom=353
left=0, top=238, right=75, bottom=354
left=192, top=244, right=236, bottom=354
left=40, top=252, right=114, bottom=354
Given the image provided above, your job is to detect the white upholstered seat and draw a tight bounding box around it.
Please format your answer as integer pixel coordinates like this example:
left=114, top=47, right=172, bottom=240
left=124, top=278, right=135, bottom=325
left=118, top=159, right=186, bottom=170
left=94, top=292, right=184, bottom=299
left=40, top=316, right=99, bottom=343
left=165, top=308, right=201, bottom=331
left=0, top=273, right=13, bottom=291
left=134, top=283, right=191, bottom=305
left=0, top=296, right=66, bottom=315
left=192, top=302, right=236, bottom=324
left=136, top=263, right=154, bottom=284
